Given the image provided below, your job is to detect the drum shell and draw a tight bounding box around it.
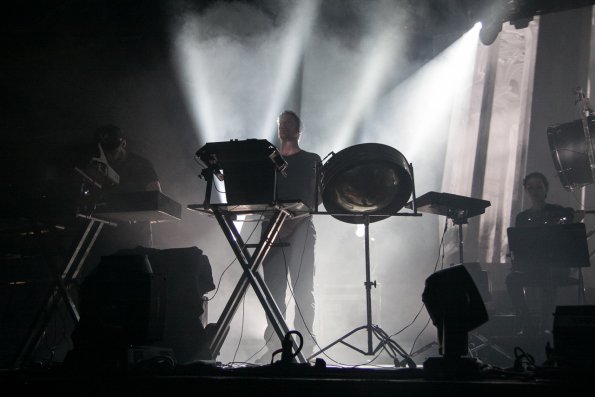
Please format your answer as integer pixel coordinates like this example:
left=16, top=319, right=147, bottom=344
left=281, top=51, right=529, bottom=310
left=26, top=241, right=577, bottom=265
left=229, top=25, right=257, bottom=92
left=547, top=116, right=595, bottom=191
left=321, top=143, right=412, bottom=224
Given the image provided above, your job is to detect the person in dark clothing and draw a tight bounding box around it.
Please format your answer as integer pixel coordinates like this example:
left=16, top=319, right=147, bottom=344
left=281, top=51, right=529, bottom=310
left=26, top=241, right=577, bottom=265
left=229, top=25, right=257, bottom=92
left=79, top=124, right=161, bottom=278
left=506, top=172, right=583, bottom=335
left=92, top=124, right=161, bottom=193
left=258, top=111, right=321, bottom=362
left=25, top=125, right=163, bottom=364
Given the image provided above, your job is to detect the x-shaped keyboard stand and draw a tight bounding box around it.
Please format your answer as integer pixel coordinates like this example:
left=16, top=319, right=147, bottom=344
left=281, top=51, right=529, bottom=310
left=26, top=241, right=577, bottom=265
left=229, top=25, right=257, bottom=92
left=189, top=202, right=309, bottom=363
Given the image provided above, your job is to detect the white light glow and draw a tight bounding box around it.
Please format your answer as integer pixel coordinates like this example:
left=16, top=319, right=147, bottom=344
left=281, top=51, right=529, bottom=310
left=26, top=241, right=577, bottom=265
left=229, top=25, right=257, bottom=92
left=331, top=25, right=408, bottom=149
left=172, top=1, right=320, bottom=145
left=171, top=1, right=320, bottom=222
left=168, top=2, right=484, bottom=364
left=361, top=23, right=481, bottom=163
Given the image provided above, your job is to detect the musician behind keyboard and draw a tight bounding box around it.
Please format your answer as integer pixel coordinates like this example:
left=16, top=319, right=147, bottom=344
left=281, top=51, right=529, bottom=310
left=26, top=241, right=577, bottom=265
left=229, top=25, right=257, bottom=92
left=505, top=172, right=585, bottom=336
left=80, top=124, right=162, bottom=278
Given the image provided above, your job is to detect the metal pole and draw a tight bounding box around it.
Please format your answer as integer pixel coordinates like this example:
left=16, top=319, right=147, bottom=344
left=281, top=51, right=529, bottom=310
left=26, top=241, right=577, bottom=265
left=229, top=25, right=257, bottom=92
left=364, top=215, right=374, bottom=353
left=458, top=223, right=464, bottom=264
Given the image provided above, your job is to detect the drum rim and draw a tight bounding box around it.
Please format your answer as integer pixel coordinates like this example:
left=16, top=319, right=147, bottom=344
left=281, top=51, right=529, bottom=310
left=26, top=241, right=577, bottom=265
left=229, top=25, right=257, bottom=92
left=547, top=123, right=594, bottom=191
left=320, top=143, right=413, bottom=223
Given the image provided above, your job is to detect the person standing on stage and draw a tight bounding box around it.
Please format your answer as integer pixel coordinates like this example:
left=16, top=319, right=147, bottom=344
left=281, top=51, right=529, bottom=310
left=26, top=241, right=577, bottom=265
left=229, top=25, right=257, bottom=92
left=505, top=172, right=583, bottom=335
left=258, top=110, right=321, bottom=362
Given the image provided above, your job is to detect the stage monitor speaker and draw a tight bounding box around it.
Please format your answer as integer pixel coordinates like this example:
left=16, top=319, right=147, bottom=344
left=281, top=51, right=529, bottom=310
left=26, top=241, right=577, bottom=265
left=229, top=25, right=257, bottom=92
left=553, top=305, right=595, bottom=368
left=112, top=246, right=215, bottom=363
left=76, top=254, right=166, bottom=347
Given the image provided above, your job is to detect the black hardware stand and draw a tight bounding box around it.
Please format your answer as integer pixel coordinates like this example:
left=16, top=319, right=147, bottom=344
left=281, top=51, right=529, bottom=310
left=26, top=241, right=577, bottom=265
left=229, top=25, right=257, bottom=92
left=449, top=209, right=468, bottom=264
left=195, top=147, right=420, bottom=366
left=307, top=214, right=417, bottom=368
left=190, top=166, right=308, bottom=363
left=448, top=211, right=512, bottom=363
left=508, top=223, right=591, bottom=328
left=13, top=215, right=112, bottom=369
left=14, top=169, right=120, bottom=369
left=405, top=192, right=511, bottom=363
left=307, top=162, right=420, bottom=367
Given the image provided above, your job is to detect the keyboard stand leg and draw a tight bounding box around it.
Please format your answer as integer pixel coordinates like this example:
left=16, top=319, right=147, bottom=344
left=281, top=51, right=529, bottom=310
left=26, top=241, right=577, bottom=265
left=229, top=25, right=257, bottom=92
left=13, top=218, right=105, bottom=369
left=208, top=207, right=306, bottom=363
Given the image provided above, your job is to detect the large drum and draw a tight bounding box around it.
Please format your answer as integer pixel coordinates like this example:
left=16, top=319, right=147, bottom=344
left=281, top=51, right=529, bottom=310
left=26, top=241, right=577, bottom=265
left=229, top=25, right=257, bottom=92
left=321, top=143, right=413, bottom=224
left=547, top=116, right=595, bottom=191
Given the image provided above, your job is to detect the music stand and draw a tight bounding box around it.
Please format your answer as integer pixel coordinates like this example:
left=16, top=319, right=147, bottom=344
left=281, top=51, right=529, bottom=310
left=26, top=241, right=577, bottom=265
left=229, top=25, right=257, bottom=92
left=507, top=223, right=590, bottom=269
left=507, top=223, right=590, bottom=304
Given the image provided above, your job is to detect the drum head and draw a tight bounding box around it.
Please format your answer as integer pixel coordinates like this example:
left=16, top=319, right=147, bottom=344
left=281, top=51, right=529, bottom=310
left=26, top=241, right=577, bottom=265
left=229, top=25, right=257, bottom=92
left=321, top=143, right=413, bottom=224
left=547, top=116, right=595, bottom=191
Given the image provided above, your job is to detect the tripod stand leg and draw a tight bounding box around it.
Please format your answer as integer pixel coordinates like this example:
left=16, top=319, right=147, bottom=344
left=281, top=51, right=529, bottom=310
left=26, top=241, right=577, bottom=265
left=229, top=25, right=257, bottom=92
left=307, top=325, right=370, bottom=360
left=208, top=208, right=306, bottom=363
left=13, top=218, right=104, bottom=369
left=410, top=341, right=439, bottom=358
left=307, top=325, right=417, bottom=368
left=370, top=326, right=417, bottom=368
left=468, top=332, right=512, bottom=362
left=308, top=216, right=416, bottom=368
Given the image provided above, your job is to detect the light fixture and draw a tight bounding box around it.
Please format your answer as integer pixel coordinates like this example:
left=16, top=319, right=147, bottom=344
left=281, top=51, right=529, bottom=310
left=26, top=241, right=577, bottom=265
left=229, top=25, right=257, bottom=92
left=421, top=264, right=489, bottom=379
left=479, top=19, right=502, bottom=46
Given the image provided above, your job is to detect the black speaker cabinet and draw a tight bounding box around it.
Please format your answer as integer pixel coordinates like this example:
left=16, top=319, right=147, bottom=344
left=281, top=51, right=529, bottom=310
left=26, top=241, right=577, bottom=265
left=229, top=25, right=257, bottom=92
left=553, top=305, right=595, bottom=368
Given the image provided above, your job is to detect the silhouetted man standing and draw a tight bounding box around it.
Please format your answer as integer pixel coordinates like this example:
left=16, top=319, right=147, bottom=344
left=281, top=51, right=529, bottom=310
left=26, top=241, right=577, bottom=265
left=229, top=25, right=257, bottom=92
left=258, top=111, right=321, bottom=362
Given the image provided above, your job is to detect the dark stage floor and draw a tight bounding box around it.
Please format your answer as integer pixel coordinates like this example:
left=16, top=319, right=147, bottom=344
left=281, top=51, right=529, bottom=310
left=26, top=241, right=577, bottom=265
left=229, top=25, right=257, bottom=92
left=3, top=296, right=593, bottom=397
left=2, top=358, right=593, bottom=397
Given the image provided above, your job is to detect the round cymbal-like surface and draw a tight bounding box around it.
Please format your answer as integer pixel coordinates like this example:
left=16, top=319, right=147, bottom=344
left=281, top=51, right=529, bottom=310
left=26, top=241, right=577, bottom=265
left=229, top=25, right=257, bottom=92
left=321, top=143, right=412, bottom=224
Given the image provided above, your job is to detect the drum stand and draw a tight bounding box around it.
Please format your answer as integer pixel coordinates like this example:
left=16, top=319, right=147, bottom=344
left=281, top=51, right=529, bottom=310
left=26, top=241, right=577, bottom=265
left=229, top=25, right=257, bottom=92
left=307, top=215, right=416, bottom=368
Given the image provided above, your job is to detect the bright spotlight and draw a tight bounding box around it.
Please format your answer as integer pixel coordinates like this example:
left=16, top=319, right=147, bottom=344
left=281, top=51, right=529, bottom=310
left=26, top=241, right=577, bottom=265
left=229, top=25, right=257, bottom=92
left=477, top=0, right=507, bottom=47
left=479, top=20, right=502, bottom=46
